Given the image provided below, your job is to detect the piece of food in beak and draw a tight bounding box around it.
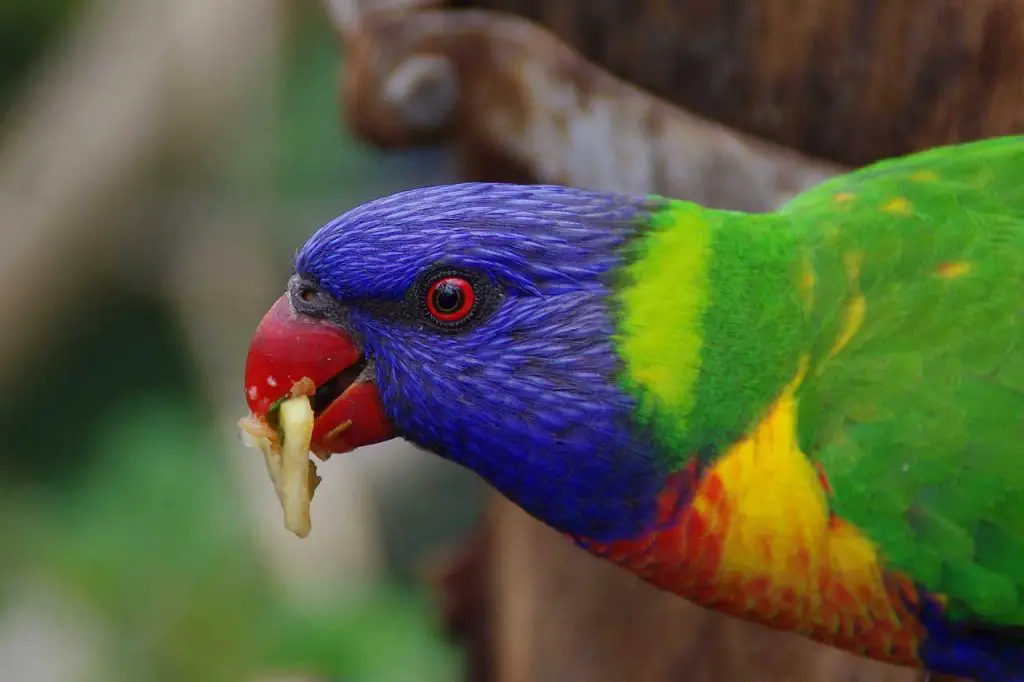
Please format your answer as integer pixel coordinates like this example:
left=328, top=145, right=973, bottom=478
left=239, top=294, right=395, bottom=538
left=238, top=391, right=318, bottom=538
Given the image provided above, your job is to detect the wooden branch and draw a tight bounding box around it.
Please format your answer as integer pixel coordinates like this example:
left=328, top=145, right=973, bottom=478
left=339, top=8, right=840, bottom=211
left=468, top=0, right=1024, bottom=166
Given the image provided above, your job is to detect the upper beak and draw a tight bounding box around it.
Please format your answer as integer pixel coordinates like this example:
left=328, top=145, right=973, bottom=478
left=243, top=294, right=394, bottom=457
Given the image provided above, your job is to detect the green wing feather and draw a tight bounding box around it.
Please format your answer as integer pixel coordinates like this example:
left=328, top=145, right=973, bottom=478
left=781, top=136, right=1024, bottom=626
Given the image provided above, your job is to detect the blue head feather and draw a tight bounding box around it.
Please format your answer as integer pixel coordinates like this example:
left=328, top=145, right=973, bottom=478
left=294, top=183, right=669, bottom=540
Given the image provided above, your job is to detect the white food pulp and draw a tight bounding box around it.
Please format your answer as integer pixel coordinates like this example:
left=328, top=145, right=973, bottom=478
left=238, top=395, right=318, bottom=538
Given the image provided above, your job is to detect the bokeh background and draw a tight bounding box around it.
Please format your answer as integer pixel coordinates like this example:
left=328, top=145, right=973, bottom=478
left=0, top=2, right=481, bottom=680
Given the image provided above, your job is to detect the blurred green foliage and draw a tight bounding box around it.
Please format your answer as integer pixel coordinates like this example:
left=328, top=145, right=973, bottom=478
left=0, top=3, right=463, bottom=681
left=14, top=398, right=457, bottom=682
left=36, top=399, right=276, bottom=682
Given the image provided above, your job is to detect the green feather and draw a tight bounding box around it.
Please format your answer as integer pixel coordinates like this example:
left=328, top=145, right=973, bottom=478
left=614, top=204, right=812, bottom=463
left=788, top=136, right=1024, bottom=626
left=614, top=135, right=1024, bottom=626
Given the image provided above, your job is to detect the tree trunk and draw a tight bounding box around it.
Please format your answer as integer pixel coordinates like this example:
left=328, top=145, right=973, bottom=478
left=462, top=0, right=1024, bottom=167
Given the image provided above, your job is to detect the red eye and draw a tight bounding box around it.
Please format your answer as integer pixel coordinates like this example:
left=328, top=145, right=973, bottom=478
left=426, top=276, right=476, bottom=323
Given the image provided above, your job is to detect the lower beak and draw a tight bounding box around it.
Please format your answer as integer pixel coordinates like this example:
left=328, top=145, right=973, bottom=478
left=243, top=294, right=394, bottom=456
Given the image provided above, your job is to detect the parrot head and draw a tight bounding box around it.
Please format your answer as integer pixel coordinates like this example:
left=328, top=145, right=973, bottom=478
left=243, top=183, right=667, bottom=538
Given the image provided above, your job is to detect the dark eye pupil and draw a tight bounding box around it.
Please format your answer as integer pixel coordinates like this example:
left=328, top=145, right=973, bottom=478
left=433, top=283, right=463, bottom=312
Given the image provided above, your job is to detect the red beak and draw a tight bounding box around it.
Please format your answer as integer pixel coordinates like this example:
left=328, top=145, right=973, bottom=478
left=243, top=295, right=394, bottom=457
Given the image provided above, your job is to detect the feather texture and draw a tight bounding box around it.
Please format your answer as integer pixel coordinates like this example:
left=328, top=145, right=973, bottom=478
left=604, top=136, right=1024, bottom=680
left=291, top=136, right=1024, bottom=681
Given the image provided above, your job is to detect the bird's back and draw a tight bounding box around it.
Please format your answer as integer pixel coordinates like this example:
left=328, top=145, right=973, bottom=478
left=781, top=136, right=1024, bottom=679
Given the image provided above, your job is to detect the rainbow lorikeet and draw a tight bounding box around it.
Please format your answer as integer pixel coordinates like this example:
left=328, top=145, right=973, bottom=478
left=242, top=136, right=1024, bottom=681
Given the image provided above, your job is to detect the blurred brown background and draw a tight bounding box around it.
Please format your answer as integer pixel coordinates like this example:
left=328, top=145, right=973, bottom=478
left=0, top=1, right=1019, bottom=681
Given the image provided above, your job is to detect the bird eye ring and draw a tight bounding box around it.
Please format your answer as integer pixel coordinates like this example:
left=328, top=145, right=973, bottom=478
left=425, top=276, right=476, bottom=324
